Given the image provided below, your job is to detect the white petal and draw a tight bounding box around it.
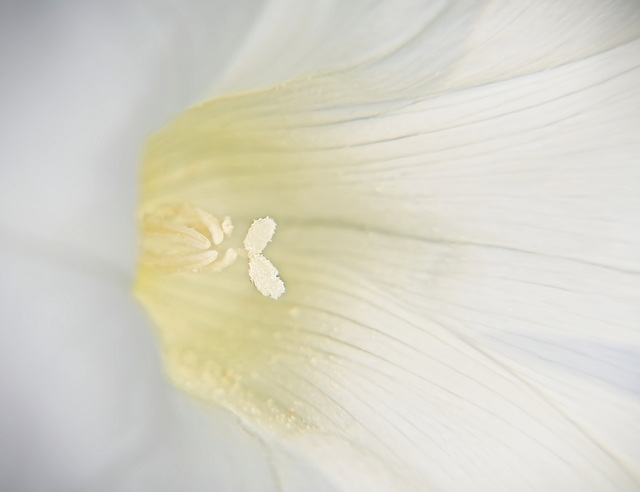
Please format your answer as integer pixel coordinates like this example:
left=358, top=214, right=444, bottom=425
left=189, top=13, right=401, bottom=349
left=137, top=4, right=640, bottom=489
left=215, top=0, right=640, bottom=94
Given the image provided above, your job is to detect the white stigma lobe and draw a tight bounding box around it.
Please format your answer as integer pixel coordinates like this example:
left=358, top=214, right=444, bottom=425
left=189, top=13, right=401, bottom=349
left=243, top=217, right=285, bottom=299
left=243, top=217, right=277, bottom=254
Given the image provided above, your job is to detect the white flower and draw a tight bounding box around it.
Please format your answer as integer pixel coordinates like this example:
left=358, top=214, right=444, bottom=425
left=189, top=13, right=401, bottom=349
left=1, top=1, right=639, bottom=491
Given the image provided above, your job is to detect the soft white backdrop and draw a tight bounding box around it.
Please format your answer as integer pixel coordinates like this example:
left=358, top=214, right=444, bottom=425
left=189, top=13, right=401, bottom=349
left=1, top=1, right=639, bottom=491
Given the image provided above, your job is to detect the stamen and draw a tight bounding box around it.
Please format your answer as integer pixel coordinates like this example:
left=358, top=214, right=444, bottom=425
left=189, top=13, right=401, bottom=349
left=193, top=207, right=225, bottom=245
left=142, top=203, right=230, bottom=273
left=145, top=250, right=219, bottom=273
left=221, top=216, right=234, bottom=236
left=143, top=216, right=211, bottom=250
left=206, top=248, right=239, bottom=273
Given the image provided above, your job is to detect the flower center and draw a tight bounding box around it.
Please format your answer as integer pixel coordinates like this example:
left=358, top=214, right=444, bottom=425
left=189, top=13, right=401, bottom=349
left=141, top=202, right=285, bottom=299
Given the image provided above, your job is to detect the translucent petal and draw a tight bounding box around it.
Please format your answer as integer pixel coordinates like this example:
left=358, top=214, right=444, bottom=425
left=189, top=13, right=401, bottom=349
left=136, top=4, right=640, bottom=489
left=215, top=0, right=640, bottom=94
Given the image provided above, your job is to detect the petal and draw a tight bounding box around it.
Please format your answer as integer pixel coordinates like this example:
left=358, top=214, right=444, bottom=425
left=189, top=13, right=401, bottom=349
left=215, top=0, right=640, bottom=94
left=136, top=3, right=640, bottom=490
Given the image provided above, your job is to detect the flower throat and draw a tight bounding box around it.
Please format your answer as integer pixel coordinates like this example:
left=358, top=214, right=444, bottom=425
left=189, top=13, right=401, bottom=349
left=141, top=202, right=285, bottom=299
